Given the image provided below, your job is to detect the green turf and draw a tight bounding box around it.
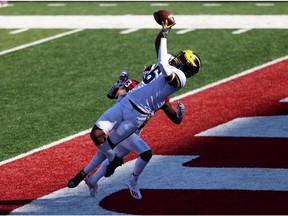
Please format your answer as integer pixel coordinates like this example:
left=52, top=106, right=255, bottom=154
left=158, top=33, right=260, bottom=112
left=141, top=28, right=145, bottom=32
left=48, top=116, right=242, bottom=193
left=1, top=2, right=288, bottom=161
left=0, top=2, right=288, bottom=15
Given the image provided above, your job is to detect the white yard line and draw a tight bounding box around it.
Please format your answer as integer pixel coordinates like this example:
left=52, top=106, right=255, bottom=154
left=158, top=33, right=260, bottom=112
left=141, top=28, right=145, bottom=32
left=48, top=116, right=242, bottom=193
left=203, top=3, right=222, bottom=7
left=0, top=28, right=84, bottom=56
left=256, top=3, right=274, bottom=7
left=120, top=28, right=139, bottom=34
left=232, top=28, right=252, bottom=34
left=150, top=3, right=169, bottom=6
left=9, top=28, right=29, bottom=34
left=99, top=3, right=117, bottom=7
left=176, top=28, right=196, bottom=34
left=47, top=3, right=66, bottom=7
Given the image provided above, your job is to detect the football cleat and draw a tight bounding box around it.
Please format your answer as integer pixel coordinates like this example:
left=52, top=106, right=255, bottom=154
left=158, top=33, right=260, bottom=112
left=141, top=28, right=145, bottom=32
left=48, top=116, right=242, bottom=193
left=126, top=180, right=142, bottom=200
left=67, top=169, right=87, bottom=188
left=84, top=176, right=98, bottom=197
left=104, top=155, right=123, bottom=177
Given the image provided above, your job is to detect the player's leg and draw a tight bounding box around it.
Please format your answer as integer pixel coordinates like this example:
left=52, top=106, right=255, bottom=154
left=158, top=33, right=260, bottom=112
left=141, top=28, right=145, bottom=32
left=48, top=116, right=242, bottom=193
left=125, top=134, right=152, bottom=199
left=84, top=141, right=131, bottom=197
left=91, top=104, right=124, bottom=161
left=67, top=149, right=106, bottom=188
left=103, top=107, right=152, bottom=177
left=67, top=105, right=121, bottom=188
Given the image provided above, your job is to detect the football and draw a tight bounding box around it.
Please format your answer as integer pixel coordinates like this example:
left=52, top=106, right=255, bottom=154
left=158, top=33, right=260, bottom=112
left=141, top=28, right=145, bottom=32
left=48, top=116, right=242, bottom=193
left=153, top=10, right=175, bottom=26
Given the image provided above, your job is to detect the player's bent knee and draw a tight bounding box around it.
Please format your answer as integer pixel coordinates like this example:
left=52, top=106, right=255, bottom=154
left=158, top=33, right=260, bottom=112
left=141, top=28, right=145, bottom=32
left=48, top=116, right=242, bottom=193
left=90, top=125, right=105, bottom=146
left=139, top=149, right=152, bottom=162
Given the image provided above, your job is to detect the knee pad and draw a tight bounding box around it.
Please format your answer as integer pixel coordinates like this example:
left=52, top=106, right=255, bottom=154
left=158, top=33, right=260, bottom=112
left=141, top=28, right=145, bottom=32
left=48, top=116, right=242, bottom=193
left=139, top=149, right=152, bottom=162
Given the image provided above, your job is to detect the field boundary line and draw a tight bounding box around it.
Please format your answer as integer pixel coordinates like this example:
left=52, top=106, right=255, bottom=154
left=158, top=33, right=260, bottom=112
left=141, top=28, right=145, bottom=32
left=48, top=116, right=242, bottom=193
left=0, top=28, right=84, bottom=56
left=1, top=15, right=288, bottom=29
left=1, top=55, right=288, bottom=166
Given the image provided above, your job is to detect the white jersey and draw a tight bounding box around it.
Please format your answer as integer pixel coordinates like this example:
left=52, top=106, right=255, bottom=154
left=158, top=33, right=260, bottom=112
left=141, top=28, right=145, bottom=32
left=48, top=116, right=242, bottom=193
left=126, top=63, right=186, bottom=114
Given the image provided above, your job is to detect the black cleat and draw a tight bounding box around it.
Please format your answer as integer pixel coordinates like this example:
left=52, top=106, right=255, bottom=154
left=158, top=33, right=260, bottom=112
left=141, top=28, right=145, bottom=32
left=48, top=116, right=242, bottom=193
left=67, top=169, right=87, bottom=188
left=105, top=155, right=123, bottom=177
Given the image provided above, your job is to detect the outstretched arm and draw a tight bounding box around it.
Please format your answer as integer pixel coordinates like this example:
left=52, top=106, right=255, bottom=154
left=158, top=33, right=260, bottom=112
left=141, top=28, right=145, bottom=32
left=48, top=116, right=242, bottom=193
left=156, top=20, right=183, bottom=88
left=155, top=19, right=175, bottom=58
left=155, top=31, right=162, bottom=58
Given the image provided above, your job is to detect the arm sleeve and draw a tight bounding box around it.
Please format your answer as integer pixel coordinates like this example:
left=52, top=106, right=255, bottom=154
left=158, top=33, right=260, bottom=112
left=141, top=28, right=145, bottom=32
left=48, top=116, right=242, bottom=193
left=158, top=37, right=173, bottom=77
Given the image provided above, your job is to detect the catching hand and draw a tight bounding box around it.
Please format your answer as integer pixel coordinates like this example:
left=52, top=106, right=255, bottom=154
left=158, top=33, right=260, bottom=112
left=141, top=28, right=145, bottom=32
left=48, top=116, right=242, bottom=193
left=161, top=19, right=176, bottom=38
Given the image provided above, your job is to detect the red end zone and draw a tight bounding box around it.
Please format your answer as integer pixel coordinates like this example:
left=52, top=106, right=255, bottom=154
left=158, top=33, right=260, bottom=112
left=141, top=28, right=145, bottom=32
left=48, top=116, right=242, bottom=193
left=1, top=58, right=288, bottom=214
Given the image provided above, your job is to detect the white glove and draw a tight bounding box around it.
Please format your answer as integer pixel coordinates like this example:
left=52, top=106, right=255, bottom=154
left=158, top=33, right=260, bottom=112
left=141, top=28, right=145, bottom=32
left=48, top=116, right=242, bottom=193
left=176, top=100, right=185, bottom=119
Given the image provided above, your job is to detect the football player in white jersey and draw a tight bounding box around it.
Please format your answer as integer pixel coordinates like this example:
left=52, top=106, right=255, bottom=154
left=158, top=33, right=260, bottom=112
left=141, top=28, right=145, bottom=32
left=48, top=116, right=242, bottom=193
left=68, top=70, right=185, bottom=199
left=90, top=18, right=202, bottom=178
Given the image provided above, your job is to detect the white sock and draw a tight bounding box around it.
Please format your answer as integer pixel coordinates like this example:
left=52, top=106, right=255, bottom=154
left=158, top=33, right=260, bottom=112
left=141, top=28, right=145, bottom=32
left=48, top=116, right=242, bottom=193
left=89, top=159, right=109, bottom=185
left=83, top=151, right=106, bottom=174
left=98, top=139, right=115, bottom=162
left=130, top=157, right=148, bottom=181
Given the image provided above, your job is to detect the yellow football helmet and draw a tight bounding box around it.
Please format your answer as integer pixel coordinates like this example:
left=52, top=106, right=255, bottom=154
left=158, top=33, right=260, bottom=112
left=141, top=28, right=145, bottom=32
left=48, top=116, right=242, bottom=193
left=170, top=50, right=202, bottom=78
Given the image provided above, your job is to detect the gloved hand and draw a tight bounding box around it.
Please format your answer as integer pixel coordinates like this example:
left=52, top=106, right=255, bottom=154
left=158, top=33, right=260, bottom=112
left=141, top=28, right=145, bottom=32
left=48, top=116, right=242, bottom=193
left=161, top=19, right=176, bottom=38
left=118, top=70, right=129, bottom=85
left=176, top=100, right=185, bottom=119
left=107, top=70, right=129, bottom=99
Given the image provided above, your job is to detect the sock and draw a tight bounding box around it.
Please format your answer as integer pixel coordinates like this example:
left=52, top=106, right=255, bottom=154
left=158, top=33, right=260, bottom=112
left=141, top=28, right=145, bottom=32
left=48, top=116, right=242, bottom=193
left=89, top=159, right=109, bottom=185
left=98, top=139, right=115, bottom=162
left=83, top=151, right=106, bottom=174
left=130, top=157, right=148, bottom=181
left=130, top=172, right=139, bottom=182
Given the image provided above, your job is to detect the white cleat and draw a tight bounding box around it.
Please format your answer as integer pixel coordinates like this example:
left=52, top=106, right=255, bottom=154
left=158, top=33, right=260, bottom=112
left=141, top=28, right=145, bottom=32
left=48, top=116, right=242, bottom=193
left=84, top=176, right=98, bottom=197
left=126, top=180, right=142, bottom=200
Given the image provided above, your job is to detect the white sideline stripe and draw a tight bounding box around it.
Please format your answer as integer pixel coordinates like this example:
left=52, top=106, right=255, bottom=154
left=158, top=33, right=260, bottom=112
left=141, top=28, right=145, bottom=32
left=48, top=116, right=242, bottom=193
left=9, top=28, right=29, bottom=34
left=0, top=28, right=84, bottom=56
left=1, top=15, right=288, bottom=29
left=1, top=55, right=288, bottom=167
left=232, top=28, right=252, bottom=34
left=120, top=28, right=139, bottom=34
